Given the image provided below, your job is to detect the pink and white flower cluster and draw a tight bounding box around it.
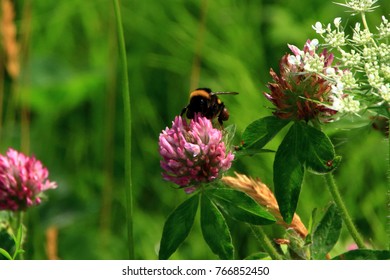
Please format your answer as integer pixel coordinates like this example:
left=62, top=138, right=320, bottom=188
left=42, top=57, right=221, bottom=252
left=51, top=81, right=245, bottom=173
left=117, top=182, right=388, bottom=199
left=264, top=39, right=339, bottom=122
left=0, top=148, right=57, bottom=211
left=159, top=114, right=234, bottom=192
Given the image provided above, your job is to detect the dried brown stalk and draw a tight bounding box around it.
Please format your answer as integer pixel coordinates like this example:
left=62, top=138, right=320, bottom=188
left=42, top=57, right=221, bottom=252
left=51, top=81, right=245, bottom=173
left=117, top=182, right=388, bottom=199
left=221, top=172, right=308, bottom=238
left=45, top=226, right=59, bottom=260
left=1, top=0, right=20, bottom=79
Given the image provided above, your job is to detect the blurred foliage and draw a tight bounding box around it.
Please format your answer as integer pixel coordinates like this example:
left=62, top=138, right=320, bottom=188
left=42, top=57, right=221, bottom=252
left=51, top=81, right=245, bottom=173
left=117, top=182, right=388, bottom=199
left=0, top=0, right=389, bottom=259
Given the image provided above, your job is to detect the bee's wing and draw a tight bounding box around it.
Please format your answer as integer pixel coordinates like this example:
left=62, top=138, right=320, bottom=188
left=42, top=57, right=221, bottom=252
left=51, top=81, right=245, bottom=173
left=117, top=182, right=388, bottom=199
left=211, top=91, right=239, bottom=96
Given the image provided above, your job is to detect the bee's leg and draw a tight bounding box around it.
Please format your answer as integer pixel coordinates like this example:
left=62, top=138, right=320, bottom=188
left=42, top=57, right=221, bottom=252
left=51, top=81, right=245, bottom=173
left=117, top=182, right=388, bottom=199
left=217, top=116, right=224, bottom=128
left=180, top=107, right=187, bottom=116
left=186, top=110, right=194, bottom=119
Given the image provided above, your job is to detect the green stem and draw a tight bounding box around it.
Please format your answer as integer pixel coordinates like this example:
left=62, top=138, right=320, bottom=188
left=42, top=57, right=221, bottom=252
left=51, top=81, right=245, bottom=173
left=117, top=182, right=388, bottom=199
left=13, top=211, right=24, bottom=260
left=113, top=0, right=134, bottom=259
left=249, top=225, right=283, bottom=260
left=324, top=173, right=366, bottom=249
left=360, top=12, right=377, bottom=48
left=14, top=211, right=23, bottom=231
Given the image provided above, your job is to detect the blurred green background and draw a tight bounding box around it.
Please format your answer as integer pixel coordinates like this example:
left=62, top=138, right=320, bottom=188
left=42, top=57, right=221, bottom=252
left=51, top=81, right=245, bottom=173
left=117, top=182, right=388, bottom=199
left=0, top=0, right=389, bottom=259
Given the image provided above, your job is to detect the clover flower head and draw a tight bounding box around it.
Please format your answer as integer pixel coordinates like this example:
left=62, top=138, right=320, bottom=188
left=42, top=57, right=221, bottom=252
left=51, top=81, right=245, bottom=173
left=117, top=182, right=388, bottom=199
left=0, top=148, right=57, bottom=211
left=159, top=114, right=234, bottom=192
left=264, top=39, right=338, bottom=122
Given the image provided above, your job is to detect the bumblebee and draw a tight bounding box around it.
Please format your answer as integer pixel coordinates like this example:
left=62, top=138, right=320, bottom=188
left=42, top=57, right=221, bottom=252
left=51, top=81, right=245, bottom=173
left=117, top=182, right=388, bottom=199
left=181, top=88, right=238, bottom=125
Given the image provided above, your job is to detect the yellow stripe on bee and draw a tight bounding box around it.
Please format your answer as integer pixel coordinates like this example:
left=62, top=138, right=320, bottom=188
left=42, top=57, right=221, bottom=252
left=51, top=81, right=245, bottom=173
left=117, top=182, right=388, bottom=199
left=190, top=89, right=211, bottom=99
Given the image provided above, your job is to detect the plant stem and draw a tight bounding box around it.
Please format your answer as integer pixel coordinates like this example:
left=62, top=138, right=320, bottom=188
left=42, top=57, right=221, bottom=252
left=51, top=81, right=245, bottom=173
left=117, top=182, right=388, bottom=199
left=249, top=225, right=283, bottom=260
left=360, top=12, right=377, bottom=48
left=113, top=0, right=134, bottom=259
left=324, top=173, right=366, bottom=249
left=14, top=211, right=24, bottom=260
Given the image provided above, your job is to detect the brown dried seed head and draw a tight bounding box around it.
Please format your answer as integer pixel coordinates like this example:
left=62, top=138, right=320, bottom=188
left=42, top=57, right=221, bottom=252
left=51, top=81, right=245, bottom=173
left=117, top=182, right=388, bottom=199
left=221, top=172, right=308, bottom=238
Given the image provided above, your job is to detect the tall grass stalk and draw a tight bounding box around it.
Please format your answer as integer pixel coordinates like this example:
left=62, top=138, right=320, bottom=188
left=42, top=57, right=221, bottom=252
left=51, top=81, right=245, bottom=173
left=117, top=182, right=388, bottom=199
left=113, top=0, right=134, bottom=259
left=189, top=0, right=208, bottom=90
left=384, top=106, right=390, bottom=250
left=20, top=0, right=33, bottom=154
left=0, top=66, right=3, bottom=141
left=100, top=7, right=118, bottom=247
